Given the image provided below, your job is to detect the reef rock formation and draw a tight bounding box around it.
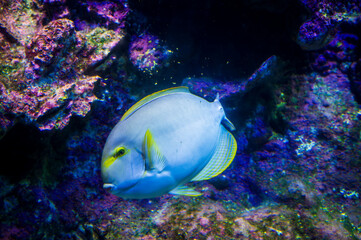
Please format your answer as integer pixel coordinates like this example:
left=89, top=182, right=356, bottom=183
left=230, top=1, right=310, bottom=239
left=0, top=1, right=126, bottom=137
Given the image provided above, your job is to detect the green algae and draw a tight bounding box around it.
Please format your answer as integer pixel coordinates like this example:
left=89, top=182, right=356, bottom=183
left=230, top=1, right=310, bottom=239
left=84, top=28, right=123, bottom=58
left=0, top=44, right=26, bottom=91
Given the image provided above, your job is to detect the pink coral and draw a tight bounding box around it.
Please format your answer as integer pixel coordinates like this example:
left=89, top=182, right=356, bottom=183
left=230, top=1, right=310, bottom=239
left=0, top=75, right=99, bottom=130
left=129, top=34, right=172, bottom=72
left=0, top=18, right=105, bottom=132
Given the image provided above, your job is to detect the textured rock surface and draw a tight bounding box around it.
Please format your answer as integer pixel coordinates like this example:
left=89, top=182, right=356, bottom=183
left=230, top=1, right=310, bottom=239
left=0, top=8, right=125, bottom=135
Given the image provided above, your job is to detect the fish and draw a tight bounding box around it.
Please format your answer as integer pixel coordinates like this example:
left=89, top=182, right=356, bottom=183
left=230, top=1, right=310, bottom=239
left=101, top=86, right=237, bottom=199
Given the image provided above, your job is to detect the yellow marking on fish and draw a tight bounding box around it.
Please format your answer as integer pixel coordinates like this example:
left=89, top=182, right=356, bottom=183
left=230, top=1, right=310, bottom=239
left=144, top=129, right=167, bottom=171
left=103, top=156, right=116, bottom=169
left=103, top=146, right=129, bottom=169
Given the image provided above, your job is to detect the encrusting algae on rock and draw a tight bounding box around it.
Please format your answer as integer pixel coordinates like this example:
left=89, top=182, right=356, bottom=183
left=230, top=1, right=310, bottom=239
left=0, top=16, right=124, bottom=134
left=1, top=19, right=99, bottom=131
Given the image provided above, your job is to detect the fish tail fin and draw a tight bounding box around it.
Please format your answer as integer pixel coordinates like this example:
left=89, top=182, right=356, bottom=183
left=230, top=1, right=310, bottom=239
left=191, top=126, right=237, bottom=181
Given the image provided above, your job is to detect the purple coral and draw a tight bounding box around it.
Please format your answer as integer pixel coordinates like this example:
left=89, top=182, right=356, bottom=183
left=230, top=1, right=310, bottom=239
left=85, top=1, right=129, bottom=30
left=42, top=0, right=129, bottom=32
left=297, top=0, right=361, bottom=50
left=25, top=19, right=77, bottom=81
left=0, top=19, right=101, bottom=131
left=297, top=17, right=335, bottom=51
left=129, top=34, right=172, bottom=72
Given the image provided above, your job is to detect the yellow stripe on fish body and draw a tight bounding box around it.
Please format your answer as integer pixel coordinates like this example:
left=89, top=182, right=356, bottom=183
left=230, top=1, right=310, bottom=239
left=102, top=146, right=130, bottom=169
left=101, top=86, right=237, bottom=199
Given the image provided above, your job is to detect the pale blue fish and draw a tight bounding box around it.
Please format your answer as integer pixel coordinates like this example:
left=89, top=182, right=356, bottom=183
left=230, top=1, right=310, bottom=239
left=101, top=86, right=237, bottom=199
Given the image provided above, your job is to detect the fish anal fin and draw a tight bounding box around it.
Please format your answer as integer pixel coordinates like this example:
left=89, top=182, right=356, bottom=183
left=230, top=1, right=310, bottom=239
left=191, top=126, right=237, bottom=181
left=169, top=185, right=202, bottom=196
left=144, top=129, right=167, bottom=172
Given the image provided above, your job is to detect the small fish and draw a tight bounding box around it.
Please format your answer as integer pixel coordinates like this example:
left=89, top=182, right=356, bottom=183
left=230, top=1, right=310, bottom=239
left=101, top=86, right=237, bottom=199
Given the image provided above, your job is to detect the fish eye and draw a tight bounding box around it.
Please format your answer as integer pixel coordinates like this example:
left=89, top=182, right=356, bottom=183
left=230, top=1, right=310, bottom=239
left=115, top=147, right=127, bottom=158
left=119, top=148, right=125, bottom=155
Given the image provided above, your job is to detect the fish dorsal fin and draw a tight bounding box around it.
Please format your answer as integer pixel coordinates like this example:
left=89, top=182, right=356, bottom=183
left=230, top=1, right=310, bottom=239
left=143, top=129, right=167, bottom=172
left=169, top=185, right=202, bottom=196
left=191, top=126, right=237, bottom=181
left=121, top=86, right=190, bottom=121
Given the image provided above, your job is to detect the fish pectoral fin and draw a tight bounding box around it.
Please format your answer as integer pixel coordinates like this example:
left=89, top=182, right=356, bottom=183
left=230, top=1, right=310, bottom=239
left=191, top=126, right=237, bottom=181
left=144, top=129, right=167, bottom=172
left=169, top=185, right=202, bottom=196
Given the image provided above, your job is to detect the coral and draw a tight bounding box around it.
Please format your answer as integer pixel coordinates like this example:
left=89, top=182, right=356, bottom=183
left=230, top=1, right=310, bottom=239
left=296, top=17, right=335, bottom=51
left=0, top=19, right=96, bottom=132
left=84, top=27, right=124, bottom=64
left=41, top=0, right=129, bottom=32
left=0, top=0, right=42, bottom=46
left=151, top=200, right=231, bottom=238
left=129, top=34, right=172, bottom=73
left=83, top=0, right=129, bottom=30
left=0, top=0, right=128, bottom=136
left=25, top=18, right=79, bottom=82
left=183, top=56, right=284, bottom=100
left=0, top=17, right=124, bottom=134
left=244, top=115, right=273, bottom=150
left=182, top=77, right=243, bottom=100
left=297, top=0, right=361, bottom=50
left=0, top=75, right=99, bottom=130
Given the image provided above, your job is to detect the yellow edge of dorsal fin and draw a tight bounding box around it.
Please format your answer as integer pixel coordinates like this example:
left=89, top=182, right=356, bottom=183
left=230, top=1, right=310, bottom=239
left=191, top=126, right=237, bottom=181
left=121, top=86, right=190, bottom=121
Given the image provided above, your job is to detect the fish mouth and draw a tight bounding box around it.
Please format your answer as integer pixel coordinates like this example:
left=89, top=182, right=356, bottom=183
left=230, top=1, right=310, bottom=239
left=103, top=183, right=115, bottom=189
left=103, top=180, right=139, bottom=194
